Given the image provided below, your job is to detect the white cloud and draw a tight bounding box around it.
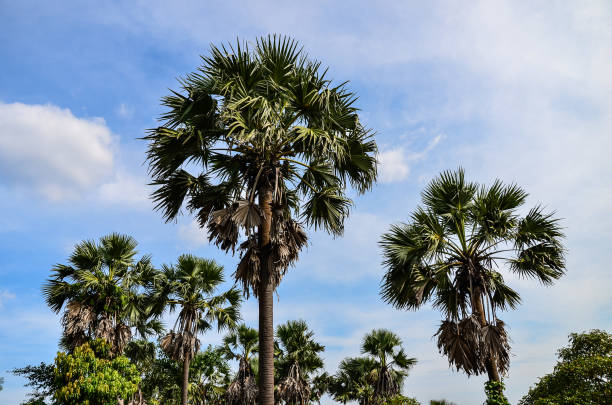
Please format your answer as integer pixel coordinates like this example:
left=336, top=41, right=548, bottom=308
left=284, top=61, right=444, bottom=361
left=0, top=102, right=115, bottom=201
left=116, top=103, right=134, bottom=119
left=378, top=149, right=410, bottom=183
left=178, top=219, right=209, bottom=247
left=0, top=289, right=15, bottom=309
left=97, top=170, right=151, bottom=207
left=378, top=134, right=443, bottom=183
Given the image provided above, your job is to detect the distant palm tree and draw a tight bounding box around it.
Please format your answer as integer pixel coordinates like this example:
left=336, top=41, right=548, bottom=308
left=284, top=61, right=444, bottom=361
left=42, top=233, right=159, bottom=354
left=143, top=35, right=378, bottom=405
left=151, top=255, right=241, bottom=405
left=361, top=329, right=416, bottom=402
left=329, top=357, right=378, bottom=405
left=380, top=169, right=566, bottom=383
left=223, top=324, right=259, bottom=404
left=275, top=320, right=325, bottom=405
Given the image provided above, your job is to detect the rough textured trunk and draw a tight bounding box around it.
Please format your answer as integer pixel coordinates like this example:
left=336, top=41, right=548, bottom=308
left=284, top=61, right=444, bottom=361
left=473, top=291, right=500, bottom=382
left=182, top=357, right=191, bottom=405
left=258, top=186, right=275, bottom=405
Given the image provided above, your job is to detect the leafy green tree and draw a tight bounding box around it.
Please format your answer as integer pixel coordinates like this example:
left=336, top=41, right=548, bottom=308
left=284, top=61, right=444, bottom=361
left=361, top=329, right=416, bottom=402
left=12, top=362, right=55, bottom=404
left=53, top=339, right=140, bottom=405
left=42, top=233, right=160, bottom=354
left=380, top=169, right=566, bottom=384
left=124, top=339, right=157, bottom=404
left=143, top=34, right=378, bottom=405
left=275, top=320, right=325, bottom=404
left=188, top=345, right=232, bottom=405
left=223, top=324, right=259, bottom=404
left=430, top=400, right=456, bottom=405
left=484, top=381, right=510, bottom=405
left=150, top=255, right=241, bottom=405
left=519, top=329, right=612, bottom=405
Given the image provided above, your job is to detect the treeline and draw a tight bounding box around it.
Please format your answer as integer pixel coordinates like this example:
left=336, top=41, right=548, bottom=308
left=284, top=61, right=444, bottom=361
left=14, top=234, right=420, bottom=405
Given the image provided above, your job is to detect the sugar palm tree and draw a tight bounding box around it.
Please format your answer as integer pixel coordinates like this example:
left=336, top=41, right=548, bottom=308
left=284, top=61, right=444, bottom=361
left=151, top=255, right=241, bottom=405
left=380, top=169, right=566, bottom=384
left=275, top=320, right=325, bottom=404
left=222, top=324, right=259, bottom=404
left=361, top=329, right=416, bottom=402
left=329, top=357, right=378, bottom=405
left=143, top=35, right=378, bottom=404
left=41, top=233, right=160, bottom=354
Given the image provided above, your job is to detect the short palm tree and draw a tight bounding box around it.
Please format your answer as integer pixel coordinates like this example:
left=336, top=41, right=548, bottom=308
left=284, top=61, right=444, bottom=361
left=143, top=35, right=378, bottom=404
left=42, top=233, right=159, bottom=354
left=361, top=329, right=416, bottom=402
left=329, top=357, right=378, bottom=405
left=275, top=320, right=325, bottom=404
left=380, top=169, right=566, bottom=383
left=222, top=324, right=259, bottom=404
left=151, top=255, right=241, bottom=405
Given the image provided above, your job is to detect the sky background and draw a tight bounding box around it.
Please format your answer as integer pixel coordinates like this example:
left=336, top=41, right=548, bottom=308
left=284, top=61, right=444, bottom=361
left=1, top=1, right=611, bottom=404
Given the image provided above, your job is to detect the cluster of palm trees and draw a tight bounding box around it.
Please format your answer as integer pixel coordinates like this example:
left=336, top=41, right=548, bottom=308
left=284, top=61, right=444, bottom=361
left=39, top=35, right=566, bottom=404
left=42, top=235, right=417, bottom=404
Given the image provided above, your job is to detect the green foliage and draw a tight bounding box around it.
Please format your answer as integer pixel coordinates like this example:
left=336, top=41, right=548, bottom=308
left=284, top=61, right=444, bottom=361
left=383, top=394, right=421, bottom=404
left=53, top=339, right=140, bottom=405
left=484, top=381, right=510, bottom=405
left=430, top=400, right=456, bottom=405
left=12, top=362, right=55, bottom=403
left=0, top=376, right=3, bottom=391
left=519, top=329, right=612, bottom=405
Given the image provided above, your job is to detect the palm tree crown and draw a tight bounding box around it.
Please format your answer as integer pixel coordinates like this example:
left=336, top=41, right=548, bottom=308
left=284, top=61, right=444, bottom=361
left=223, top=324, right=259, bottom=404
left=380, top=169, right=566, bottom=380
left=42, top=233, right=158, bottom=354
left=361, top=329, right=416, bottom=402
left=275, top=320, right=325, bottom=404
left=143, top=34, right=377, bottom=297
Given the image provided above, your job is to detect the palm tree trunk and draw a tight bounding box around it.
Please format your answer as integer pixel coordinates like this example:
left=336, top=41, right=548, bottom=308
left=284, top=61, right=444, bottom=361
left=258, top=185, right=275, bottom=405
left=472, top=291, right=500, bottom=382
left=182, top=357, right=191, bottom=405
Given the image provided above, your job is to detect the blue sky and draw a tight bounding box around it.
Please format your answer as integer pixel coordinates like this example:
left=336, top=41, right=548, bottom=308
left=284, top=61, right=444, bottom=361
left=1, top=1, right=611, bottom=404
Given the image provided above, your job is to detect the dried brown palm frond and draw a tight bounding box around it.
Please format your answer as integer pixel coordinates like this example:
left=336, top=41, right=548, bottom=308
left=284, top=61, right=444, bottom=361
left=226, top=357, right=258, bottom=405
left=235, top=216, right=308, bottom=298
left=208, top=208, right=239, bottom=252
left=232, top=199, right=262, bottom=230
left=160, top=330, right=200, bottom=361
left=481, top=319, right=510, bottom=375
left=436, top=315, right=511, bottom=377
left=373, top=365, right=400, bottom=402
left=61, top=302, right=95, bottom=350
left=435, top=316, right=484, bottom=376
left=277, top=362, right=311, bottom=405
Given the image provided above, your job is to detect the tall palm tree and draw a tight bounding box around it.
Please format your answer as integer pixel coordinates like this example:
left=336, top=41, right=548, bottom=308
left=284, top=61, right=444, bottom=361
left=361, top=329, right=416, bottom=402
left=275, top=320, right=325, bottom=405
left=151, top=255, right=241, bottom=405
left=42, top=233, right=159, bottom=354
left=143, top=35, right=378, bottom=404
left=380, top=169, right=566, bottom=384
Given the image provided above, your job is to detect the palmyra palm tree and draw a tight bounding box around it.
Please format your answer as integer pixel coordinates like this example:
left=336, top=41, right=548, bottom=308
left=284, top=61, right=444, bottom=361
left=151, top=255, right=241, bottom=405
left=361, top=329, right=416, bottom=402
left=275, top=320, right=325, bottom=405
left=329, top=357, right=378, bottom=405
left=143, top=35, right=378, bottom=404
left=222, top=324, right=259, bottom=404
left=42, top=233, right=159, bottom=355
left=380, top=169, right=566, bottom=385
